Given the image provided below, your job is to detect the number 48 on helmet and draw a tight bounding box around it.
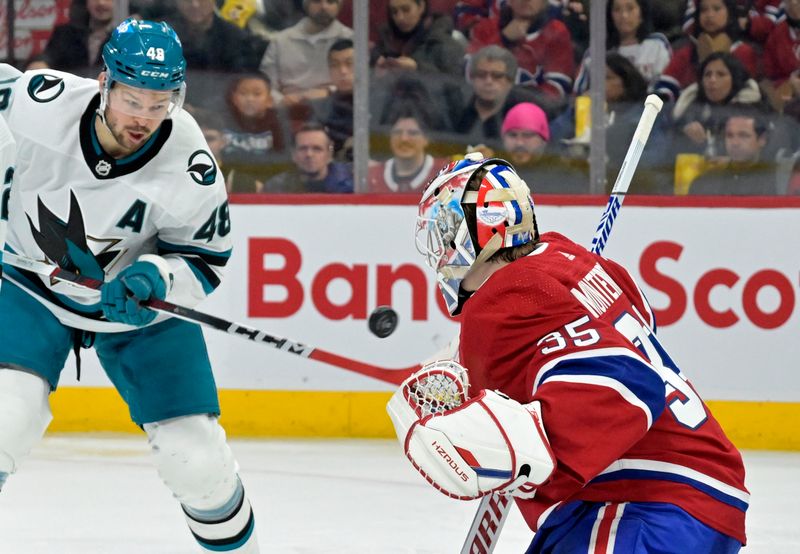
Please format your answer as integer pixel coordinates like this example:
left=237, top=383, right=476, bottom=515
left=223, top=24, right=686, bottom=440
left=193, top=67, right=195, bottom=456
left=100, top=18, right=187, bottom=119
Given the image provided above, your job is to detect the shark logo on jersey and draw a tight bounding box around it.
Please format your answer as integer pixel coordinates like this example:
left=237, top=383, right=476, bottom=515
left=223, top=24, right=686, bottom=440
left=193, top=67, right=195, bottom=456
left=27, top=74, right=66, bottom=103
left=26, top=191, right=123, bottom=280
left=187, top=150, right=217, bottom=186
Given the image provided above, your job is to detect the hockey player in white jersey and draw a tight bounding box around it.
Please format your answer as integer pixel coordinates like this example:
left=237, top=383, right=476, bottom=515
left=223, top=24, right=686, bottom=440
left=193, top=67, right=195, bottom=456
left=0, top=19, right=259, bottom=552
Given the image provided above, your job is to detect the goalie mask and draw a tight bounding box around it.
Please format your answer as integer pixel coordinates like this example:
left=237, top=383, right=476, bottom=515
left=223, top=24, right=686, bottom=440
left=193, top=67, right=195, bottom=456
left=415, top=153, right=535, bottom=315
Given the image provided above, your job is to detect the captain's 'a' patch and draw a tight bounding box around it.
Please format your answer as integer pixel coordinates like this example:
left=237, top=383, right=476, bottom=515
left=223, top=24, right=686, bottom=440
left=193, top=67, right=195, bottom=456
left=27, top=74, right=65, bottom=103
left=187, top=149, right=217, bottom=186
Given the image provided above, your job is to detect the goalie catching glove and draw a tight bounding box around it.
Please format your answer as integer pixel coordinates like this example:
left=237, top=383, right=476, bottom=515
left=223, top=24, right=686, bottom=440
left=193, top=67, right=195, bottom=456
left=387, top=360, right=555, bottom=500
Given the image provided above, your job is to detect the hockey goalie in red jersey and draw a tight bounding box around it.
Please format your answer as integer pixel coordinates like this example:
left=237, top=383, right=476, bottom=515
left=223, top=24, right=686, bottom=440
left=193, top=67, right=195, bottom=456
left=388, top=154, right=749, bottom=552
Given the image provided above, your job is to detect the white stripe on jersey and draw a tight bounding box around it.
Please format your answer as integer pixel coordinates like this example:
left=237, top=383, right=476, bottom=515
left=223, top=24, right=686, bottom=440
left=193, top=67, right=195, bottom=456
left=541, top=374, right=655, bottom=428
left=599, top=458, right=751, bottom=503
left=536, top=501, right=561, bottom=530
left=533, top=346, right=656, bottom=391
left=588, top=502, right=626, bottom=554
left=606, top=503, right=625, bottom=553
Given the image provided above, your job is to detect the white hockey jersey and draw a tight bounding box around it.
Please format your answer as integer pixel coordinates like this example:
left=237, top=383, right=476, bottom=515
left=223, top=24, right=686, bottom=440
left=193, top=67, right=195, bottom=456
left=0, top=113, right=15, bottom=248
left=0, top=65, right=232, bottom=333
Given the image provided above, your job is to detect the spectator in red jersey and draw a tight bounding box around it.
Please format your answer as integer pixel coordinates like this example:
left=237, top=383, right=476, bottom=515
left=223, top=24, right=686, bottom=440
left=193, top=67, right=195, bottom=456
left=762, top=0, right=800, bottom=111
left=653, top=0, right=758, bottom=103
left=682, top=0, right=782, bottom=45
left=368, top=109, right=447, bottom=193
left=467, top=0, right=575, bottom=102
left=455, top=0, right=587, bottom=49
left=671, top=52, right=766, bottom=157
left=371, top=0, right=466, bottom=78
left=43, top=0, right=115, bottom=71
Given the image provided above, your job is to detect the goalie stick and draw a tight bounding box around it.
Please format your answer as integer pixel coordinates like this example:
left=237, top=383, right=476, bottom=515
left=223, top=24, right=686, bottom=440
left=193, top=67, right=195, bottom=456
left=459, top=94, right=664, bottom=554
left=0, top=251, right=420, bottom=385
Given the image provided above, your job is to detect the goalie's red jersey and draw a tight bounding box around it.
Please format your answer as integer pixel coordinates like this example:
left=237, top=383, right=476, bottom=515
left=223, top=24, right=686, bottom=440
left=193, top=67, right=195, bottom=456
left=458, top=232, right=748, bottom=544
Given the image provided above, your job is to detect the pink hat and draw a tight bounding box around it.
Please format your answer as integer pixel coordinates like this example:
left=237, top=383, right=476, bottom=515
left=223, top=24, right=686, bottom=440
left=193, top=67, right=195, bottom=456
left=501, top=102, right=550, bottom=141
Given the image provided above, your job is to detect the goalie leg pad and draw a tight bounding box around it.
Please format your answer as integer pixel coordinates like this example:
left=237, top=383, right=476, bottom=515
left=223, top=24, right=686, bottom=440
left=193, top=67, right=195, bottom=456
left=404, top=390, right=555, bottom=500
left=0, top=369, right=52, bottom=479
left=145, top=415, right=259, bottom=552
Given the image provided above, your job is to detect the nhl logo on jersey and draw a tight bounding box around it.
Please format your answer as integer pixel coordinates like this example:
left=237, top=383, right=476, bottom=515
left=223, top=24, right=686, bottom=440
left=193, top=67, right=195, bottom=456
left=187, top=150, right=217, bottom=186
left=27, top=74, right=66, bottom=103
left=95, top=160, right=112, bottom=177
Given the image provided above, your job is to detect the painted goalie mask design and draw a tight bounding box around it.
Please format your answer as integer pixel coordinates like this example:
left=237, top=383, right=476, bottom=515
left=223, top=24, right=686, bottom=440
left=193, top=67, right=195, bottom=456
left=415, top=153, right=535, bottom=315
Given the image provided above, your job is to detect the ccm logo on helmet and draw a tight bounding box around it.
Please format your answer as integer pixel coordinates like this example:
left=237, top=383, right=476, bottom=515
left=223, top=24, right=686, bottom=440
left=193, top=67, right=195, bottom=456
left=141, top=70, right=170, bottom=78
left=432, top=441, right=470, bottom=482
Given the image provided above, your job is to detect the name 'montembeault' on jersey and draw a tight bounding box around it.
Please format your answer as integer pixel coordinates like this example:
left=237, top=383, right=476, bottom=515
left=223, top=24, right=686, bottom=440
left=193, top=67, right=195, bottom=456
left=0, top=64, right=231, bottom=333
left=459, top=231, right=749, bottom=544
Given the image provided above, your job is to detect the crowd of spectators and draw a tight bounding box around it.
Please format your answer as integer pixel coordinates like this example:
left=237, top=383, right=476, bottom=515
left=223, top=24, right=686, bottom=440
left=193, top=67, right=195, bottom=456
left=14, top=0, right=800, bottom=195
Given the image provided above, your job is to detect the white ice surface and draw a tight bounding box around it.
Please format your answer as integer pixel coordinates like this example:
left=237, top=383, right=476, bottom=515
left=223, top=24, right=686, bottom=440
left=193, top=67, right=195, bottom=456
left=0, top=436, right=797, bottom=553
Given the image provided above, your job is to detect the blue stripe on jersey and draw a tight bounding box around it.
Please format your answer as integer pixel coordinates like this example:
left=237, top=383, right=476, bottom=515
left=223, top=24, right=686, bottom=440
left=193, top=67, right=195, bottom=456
left=590, top=469, right=749, bottom=513
left=528, top=500, right=743, bottom=553
left=157, top=239, right=231, bottom=266
left=182, top=255, right=220, bottom=294
left=539, top=354, right=666, bottom=424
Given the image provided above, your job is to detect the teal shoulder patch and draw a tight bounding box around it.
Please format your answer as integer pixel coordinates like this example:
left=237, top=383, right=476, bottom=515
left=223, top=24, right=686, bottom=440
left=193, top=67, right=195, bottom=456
left=187, top=149, right=218, bottom=186
left=27, top=74, right=65, bottom=103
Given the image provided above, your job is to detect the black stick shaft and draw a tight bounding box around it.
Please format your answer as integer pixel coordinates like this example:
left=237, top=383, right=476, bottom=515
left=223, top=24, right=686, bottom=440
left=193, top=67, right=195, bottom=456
left=1, top=252, right=414, bottom=384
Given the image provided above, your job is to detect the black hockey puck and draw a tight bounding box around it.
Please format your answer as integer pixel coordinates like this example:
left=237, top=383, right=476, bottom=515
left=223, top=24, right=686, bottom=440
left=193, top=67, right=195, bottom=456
left=368, top=306, right=398, bottom=338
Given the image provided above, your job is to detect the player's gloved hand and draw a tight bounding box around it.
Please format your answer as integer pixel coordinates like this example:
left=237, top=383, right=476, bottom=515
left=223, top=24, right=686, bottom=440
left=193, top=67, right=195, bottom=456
left=100, top=260, right=167, bottom=326
left=388, top=363, right=556, bottom=501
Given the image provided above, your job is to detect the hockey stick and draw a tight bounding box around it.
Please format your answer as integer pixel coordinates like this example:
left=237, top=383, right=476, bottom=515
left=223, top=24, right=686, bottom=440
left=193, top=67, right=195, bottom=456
left=459, top=94, right=664, bottom=554
left=590, top=94, right=664, bottom=254
left=0, top=251, right=419, bottom=385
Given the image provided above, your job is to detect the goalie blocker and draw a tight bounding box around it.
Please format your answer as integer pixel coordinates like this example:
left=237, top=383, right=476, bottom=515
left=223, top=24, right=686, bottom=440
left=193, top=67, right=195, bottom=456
left=387, top=361, right=555, bottom=500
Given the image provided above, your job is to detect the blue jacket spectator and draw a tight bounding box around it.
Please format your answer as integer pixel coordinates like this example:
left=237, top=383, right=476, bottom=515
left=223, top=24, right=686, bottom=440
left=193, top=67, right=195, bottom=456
left=263, top=122, right=353, bottom=193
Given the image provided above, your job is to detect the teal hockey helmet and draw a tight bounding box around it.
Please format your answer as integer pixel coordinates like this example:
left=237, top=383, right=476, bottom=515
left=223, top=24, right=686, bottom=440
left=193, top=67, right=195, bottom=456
left=103, top=18, right=185, bottom=90
left=100, top=18, right=186, bottom=119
